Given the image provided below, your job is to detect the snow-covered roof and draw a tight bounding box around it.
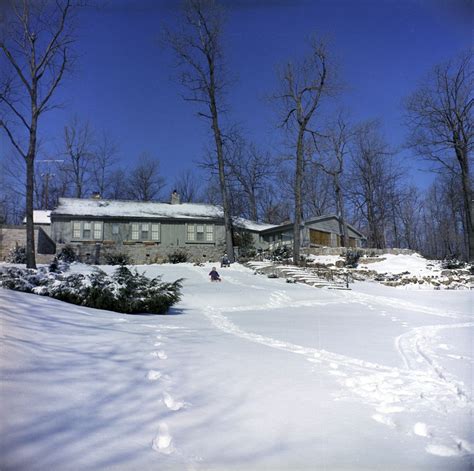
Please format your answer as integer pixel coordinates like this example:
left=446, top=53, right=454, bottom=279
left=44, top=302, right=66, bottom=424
left=23, top=210, right=51, bottom=225
left=52, top=198, right=224, bottom=220
left=51, top=198, right=278, bottom=231
left=233, top=217, right=278, bottom=232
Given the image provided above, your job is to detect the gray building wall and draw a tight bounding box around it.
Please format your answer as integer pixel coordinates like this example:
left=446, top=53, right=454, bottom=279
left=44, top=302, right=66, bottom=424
left=260, top=217, right=364, bottom=249
left=52, top=217, right=227, bottom=264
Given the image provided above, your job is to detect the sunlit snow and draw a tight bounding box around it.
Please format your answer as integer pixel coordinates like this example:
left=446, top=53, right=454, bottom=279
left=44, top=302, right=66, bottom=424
left=0, top=262, right=472, bottom=470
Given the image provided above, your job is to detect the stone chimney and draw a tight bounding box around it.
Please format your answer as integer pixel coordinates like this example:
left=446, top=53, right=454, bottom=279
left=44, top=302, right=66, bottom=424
left=171, top=190, right=181, bottom=205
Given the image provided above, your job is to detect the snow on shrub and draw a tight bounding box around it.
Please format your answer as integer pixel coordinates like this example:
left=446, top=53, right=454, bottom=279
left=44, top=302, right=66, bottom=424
left=7, top=245, right=27, bottom=264
left=104, top=252, right=131, bottom=265
left=57, top=245, right=78, bottom=263
left=344, top=250, right=363, bottom=268
left=167, top=249, right=189, bottom=264
left=0, top=265, right=183, bottom=315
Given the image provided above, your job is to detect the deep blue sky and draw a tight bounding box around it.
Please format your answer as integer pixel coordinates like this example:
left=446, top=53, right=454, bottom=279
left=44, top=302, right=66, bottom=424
left=3, top=0, right=472, bottom=190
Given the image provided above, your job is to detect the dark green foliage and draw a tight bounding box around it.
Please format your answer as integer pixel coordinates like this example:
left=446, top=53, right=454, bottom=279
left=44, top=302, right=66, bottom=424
left=58, top=245, right=78, bottom=263
left=167, top=249, right=189, bottom=264
left=105, top=252, right=131, bottom=265
left=7, top=245, right=26, bottom=263
left=233, top=231, right=256, bottom=258
left=49, top=258, right=60, bottom=273
left=0, top=265, right=183, bottom=315
left=272, top=244, right=292, bottom=261
left=441, top=259, right=466, bottom=270
left=344, top=250, right=363, bottom=268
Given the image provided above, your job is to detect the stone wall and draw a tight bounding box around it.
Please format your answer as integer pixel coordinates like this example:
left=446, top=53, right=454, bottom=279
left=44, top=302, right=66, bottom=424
left=302, top=247, right=415, bottom=257
left=56, top=240, right=226, bottom=264
left=0, top=226, right=56, bottom=263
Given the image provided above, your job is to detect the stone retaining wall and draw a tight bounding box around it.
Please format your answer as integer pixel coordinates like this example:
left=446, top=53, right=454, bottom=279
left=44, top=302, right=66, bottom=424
left=55, top=241, right=225, bottom=265
left=302, top=247, right=415, bottom=257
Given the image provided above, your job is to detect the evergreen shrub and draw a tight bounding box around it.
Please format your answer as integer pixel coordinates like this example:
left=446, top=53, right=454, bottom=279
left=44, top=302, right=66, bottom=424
left=7, top=245, right=27, bottom=264
left=0, top=265, right=183, bottom=315
left=167, top=250, right=189, bottom=264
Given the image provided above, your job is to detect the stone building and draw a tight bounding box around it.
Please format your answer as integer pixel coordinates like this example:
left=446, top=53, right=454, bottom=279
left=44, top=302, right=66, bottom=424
left=259, top=215, right=365, bottom=249
left=51, top=197, right=275, bottom=264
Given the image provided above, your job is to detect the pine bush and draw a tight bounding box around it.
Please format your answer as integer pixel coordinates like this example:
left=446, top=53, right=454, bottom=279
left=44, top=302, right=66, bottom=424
left=105, top=252, right=131, bottom=265
left=7, top=245, right=27, bottom=264
left=58, top=245, right=78, bottom=263
left=167, top=249, right=189, bottom=264
left=0, top=265, right=183, bottom=315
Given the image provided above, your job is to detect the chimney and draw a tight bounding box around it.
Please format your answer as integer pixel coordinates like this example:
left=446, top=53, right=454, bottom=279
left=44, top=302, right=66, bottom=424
left=171, top=190, right=181, bottom=205
left=91, top=192, right=101, bottom=200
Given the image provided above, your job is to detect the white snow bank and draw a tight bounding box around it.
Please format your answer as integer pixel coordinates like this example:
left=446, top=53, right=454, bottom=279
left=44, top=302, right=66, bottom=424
left=360, top=253, right=440, bottom=275
left=0, top=263, right=472, bottom=470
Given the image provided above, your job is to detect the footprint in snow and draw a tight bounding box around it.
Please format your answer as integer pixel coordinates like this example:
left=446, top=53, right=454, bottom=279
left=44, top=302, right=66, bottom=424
left=163, top=391, right=187, bottom=411
left=147, top=370, right=162, bottom=381
left=372, top=413, right=396, bottom=428
left=425, top=444, right=464, bottom=457
left=413, top=422, right=430, bottom=437
left=152, top=422, right=174, bottom=454
left=151, top=350, right=168, bottom=360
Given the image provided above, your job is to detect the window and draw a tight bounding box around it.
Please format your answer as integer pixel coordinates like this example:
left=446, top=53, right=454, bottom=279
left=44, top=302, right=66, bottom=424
left=93, top=222, right=102, bottom=240
left=141, top=223, right=149, bottom=240
left=186, top=224, right=214, bottom=243
left=83, top=222, right=91, bottom=239
left=131, top=223, right=139, bottom=240
left=72, top=221, right=81, bottom=239
left=206, top=225, right=213, bottom=241
left=151, top=224, right=160, bottom=241
left=187, top=224, right=195, bottom=241
left=196, top=224, right=204, bottom=241
left=112, top=223, right=119, bottom=235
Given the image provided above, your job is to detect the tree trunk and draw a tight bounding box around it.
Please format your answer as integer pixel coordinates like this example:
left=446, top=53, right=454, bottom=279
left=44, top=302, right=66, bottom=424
left=210, top=99, right=235, bottom=262
left=25, top=154, right=36, bottom=269
left=456, top=146, right=472, bottom=260
left=334, top=173, right=349, bottom=247
left=293, top=131, right=305, bottom=265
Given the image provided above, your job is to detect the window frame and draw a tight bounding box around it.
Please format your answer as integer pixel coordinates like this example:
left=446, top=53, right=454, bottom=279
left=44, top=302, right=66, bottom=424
left=129, top=221, right=160, bottom=242
left=186, top=223, right=214, bottom=244
left=71, top=220, right=103, bottom=241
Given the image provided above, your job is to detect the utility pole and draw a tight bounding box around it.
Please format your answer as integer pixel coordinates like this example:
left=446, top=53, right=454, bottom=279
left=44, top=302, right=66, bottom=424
left=37, top=159, right=64, bottom=209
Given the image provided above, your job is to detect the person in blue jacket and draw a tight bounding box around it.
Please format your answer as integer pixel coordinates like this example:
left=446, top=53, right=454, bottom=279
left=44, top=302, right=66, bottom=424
left=209, top=267, right=221, bottom=282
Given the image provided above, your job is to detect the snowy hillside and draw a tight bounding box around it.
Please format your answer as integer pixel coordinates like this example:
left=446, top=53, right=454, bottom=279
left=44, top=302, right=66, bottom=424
left=0, top=262, right=472, bottom=470
left=305, top=252, right=472, bottom=289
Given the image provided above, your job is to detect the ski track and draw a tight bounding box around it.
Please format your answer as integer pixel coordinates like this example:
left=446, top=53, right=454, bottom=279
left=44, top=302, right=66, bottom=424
left=196, top=269, right=473, bottom=458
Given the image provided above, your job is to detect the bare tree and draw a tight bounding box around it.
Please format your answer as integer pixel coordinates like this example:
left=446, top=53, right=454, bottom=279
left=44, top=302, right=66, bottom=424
left=259, top=182, right=291, bottom=224
left=126, top=153, right=165, bottom=202
left=91, top=131, right=119, bottom=198
left=0, top=0, right=75, bottom=268
left=225, top=135, right=273, bottom=221
left=62, top=116, right=94, bottom=198
left=313, top=112, right=352, bottom=246
left=173, top=169, right=202, bottom=202
left=420, top=173, right=466, bottom=259
left=107, top=168, right=129, bottom=200
left=405, top=51, right=473, bottom=260
left=348, top=120, right=401, bottom=249
left=272, top=38, right=336, bottom=264
left=165, top=0, right=235, bottom=261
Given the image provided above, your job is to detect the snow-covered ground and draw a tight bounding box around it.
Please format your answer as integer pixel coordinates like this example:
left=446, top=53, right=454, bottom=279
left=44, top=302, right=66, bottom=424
left=1, top=262, right=472, bottom=470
